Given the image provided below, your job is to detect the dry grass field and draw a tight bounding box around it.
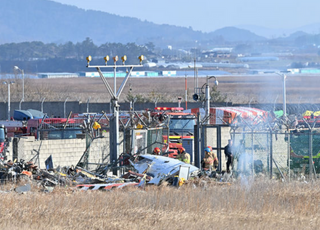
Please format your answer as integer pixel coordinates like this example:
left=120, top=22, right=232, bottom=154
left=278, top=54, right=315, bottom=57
left=1, top=179, right=320, bottom=230
left=2, top=74, right=320, bottom=104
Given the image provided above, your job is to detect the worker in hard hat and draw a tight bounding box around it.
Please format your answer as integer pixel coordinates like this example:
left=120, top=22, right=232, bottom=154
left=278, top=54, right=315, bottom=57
left=152, top=147, right=161, bottom=155
left=176, top=147, right=190, bottom=164
left=206, top=146, right=219, bottom=171
left=202, top=147, right=213, bottom=171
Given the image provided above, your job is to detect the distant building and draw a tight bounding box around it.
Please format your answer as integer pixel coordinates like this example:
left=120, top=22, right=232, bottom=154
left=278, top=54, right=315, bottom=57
left=238, top=57, right=279, bottom=62
left=160, top=70, right=176, bottom=76
left=299, top=68, right=320, bottom=74
left=202, top=48, right=233, bottom=58
left=38, top=73, right=78, bottom=79
left=78, top=72, right=126, bottom=77
left=77, top=71, right=175, bottom=77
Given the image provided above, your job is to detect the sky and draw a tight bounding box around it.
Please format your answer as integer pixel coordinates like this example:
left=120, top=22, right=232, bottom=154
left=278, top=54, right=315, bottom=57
left=52, top=0, right=320, bottom=33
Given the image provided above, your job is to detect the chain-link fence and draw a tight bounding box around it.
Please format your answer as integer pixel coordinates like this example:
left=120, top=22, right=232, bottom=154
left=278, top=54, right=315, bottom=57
left=199, top=120, right=320, bottom=181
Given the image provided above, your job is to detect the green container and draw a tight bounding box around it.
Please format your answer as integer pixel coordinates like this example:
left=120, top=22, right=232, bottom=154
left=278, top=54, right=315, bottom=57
left=290, top=130, right=320, bottom=174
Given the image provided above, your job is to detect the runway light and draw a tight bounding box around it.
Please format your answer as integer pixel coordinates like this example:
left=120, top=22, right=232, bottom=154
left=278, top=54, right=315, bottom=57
left=138, top=55, right=144, bottom=64
left=104, top=55, right=110, bottom=64
left=121, top=55, right=127, bottom=64
left=86, top=56, right=92, bottom=65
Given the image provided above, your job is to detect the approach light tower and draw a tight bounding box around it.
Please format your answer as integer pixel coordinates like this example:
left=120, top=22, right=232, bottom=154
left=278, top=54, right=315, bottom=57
left=86, top=54, right=144, bottom=175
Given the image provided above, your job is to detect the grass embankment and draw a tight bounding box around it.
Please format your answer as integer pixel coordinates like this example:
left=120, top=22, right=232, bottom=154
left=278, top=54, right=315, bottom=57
left=0, top=179, right=319, bottom=230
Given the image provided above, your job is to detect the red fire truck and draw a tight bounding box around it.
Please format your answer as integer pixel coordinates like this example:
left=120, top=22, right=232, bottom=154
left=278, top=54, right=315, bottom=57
left=152, top=107, right=196, bottom=158
left=1, top=118, right=83, bottom=140
left=26, top=118, right=83, bottom=140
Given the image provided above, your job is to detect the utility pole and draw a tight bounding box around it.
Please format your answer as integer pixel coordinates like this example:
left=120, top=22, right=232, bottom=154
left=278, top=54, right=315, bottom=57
left=275, top=72, right=287, bottom=120
left=185, top=75, right=188, bottom=109
left=3, top=81, right=15, bottom=120
left=205, top=76, right=218, bottom=124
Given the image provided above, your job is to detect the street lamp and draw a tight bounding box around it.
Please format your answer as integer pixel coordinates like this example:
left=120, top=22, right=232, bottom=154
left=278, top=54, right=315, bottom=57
left=64, top=97, right=69, bottom=118
left=274, top=72, right=287, bottom=120
left=3, top=81, right=15, bottom=120
left=14, top=66, right=24, bottom=108
left=41, top=97, right=46, bottom=113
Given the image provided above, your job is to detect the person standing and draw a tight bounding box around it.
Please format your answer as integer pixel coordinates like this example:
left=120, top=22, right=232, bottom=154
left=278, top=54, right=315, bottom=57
left=202, top=147, right=214, bottom=171
left=177, top=147, right=190, bottom=164
left=208, top=146, right=219, bottom=171
left=204, top=146, right=219, bottom=171
left=224, top=139, right=234, bottom=173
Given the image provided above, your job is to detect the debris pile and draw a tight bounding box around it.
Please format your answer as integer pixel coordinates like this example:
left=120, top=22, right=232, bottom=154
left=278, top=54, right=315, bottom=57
left=0, top=154, right=232, bottom=193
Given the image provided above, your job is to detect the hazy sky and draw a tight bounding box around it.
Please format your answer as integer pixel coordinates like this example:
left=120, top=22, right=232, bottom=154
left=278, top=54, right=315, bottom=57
left=52, top=0, right=320, bottom=32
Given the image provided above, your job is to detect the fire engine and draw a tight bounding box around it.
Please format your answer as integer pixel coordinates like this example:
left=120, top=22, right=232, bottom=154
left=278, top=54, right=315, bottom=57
left=0, top=118, right=83, bottom=140
left=27, top=118, right=83, bottom=140
left=152, top=107, right=196, bottom=158
left=0, top=120, right=28, bottom=138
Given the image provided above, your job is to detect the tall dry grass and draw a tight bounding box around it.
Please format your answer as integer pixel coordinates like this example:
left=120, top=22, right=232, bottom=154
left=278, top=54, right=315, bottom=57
left=0, top=179, right=320, bottom=230
left=2, top=74, right=320, bottom=103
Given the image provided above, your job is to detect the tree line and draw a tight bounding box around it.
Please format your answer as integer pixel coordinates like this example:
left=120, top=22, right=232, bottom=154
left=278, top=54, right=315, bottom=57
left=0, top=38, right=155, bottom=73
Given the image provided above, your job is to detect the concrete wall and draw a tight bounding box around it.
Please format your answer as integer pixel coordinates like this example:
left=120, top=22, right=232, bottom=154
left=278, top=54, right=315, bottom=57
left=9, top=131, right=124, bottom=170
left=15, top=136, right=86, bottom=168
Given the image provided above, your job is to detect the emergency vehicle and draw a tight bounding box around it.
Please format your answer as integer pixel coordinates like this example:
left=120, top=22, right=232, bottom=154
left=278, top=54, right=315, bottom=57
left=27, top=118, right=83, bottom=140
left=0, top=118, right=83, bottom=140
left=152, top=107, right=196, bottom=158
left=0, top=120, right=27, bottom=138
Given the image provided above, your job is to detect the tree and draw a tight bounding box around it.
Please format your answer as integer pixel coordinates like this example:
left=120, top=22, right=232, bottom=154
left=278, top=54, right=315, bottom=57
left=210, top=85, right=227, bottom=103
left=144, top=42, right=155, bottom=51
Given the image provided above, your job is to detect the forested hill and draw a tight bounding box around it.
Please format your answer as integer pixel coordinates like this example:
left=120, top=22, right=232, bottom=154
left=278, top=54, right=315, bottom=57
left=0, top=0, right=265, bottom=47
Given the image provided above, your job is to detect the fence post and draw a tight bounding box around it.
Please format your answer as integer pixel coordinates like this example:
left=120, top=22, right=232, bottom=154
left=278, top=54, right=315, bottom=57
left=217, top=126, right=222, bottom=172
left=309, top=130, right=313, bottom=180
left=270, top=130, right=273, bottom=179
left=64, top=97, right=69, bottom=118
left=251, top=129, right=254, bottom=175
left=194, top=113, right=201, bottom=169
left=87, top=97, right=91, bottom=113
left=287, top=131, right=290, bottom=181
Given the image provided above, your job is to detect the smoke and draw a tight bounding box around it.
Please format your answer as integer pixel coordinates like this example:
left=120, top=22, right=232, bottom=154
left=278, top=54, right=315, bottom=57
left=236, top=152, right=254, bottom=190
left=237, top=152, right=253, bottom=172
